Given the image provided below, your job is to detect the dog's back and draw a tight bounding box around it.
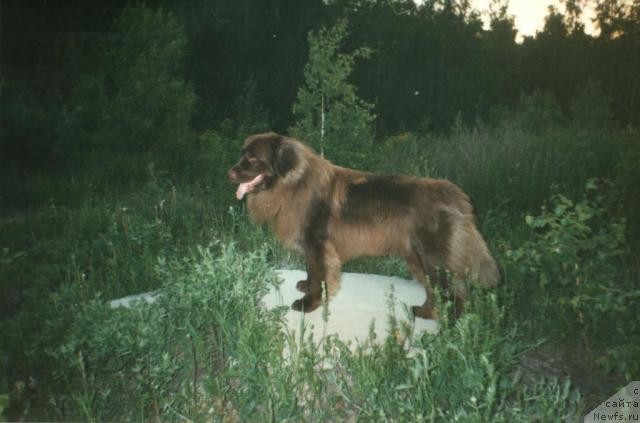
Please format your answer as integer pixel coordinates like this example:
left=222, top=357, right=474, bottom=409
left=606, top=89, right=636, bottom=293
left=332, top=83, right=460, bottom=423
left=331, top=170, right=498, bottom=286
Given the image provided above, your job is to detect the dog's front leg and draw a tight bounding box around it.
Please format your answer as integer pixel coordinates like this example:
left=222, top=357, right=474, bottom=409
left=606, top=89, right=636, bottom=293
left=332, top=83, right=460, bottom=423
left=291, top=241, right=342, bottom=313
left=295, top=279, right=310, bottom=293
left=291, top=250, right=324, bottom=313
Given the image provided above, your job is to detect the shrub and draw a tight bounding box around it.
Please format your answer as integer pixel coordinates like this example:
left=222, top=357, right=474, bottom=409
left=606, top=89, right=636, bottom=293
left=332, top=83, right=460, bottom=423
left=504, top=179, right=639, bottom=379
left=569, top=80, right=615, bottom=131
left=514, top=90, right=564, bottom=133
left=43, top=244, right=284, bottom=421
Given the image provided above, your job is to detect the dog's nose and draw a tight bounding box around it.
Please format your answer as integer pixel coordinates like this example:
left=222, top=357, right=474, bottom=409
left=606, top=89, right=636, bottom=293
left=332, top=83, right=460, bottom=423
left=228, top=169, right=236, bottom=180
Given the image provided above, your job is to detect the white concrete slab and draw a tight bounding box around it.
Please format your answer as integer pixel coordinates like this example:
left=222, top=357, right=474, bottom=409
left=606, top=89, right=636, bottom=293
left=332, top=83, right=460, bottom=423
left=264, top=269, right=438, bottom=346
left=108, top=269, right=439, bottom=347
left=109, top=291, right=159, bottom=308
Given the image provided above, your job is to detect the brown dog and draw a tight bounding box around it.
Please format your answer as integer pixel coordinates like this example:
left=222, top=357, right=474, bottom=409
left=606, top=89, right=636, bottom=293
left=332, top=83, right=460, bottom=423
left=228, top=132, right=498, bottom=319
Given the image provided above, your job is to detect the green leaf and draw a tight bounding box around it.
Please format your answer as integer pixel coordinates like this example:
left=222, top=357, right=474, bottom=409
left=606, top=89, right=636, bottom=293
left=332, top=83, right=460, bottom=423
left=554, top=204, right=566, bottom=216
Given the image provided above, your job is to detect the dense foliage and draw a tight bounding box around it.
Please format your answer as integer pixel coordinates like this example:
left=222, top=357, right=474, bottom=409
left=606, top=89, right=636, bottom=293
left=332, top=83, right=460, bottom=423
left=1, top=1, right=639, bottom=421
left=3, top=1, right=640, bottom=138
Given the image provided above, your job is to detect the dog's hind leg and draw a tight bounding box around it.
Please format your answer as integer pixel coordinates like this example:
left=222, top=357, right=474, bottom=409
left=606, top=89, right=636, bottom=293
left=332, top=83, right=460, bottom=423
left=449, top=275, right=467, bottom=319
left=406, top=250, right=439, bottom=320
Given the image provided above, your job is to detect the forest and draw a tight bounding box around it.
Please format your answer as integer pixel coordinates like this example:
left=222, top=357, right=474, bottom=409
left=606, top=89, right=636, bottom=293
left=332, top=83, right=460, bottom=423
left=1, top=0, right=639, bottom=421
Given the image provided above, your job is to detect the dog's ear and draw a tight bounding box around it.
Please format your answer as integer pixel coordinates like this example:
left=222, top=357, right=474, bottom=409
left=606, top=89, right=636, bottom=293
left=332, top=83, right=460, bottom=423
left=274, top=140, right=298, bottom=177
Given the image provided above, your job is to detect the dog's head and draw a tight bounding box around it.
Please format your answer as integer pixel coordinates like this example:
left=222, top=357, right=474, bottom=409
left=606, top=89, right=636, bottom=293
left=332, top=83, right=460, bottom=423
left=228, top=132, right=299, bottom=200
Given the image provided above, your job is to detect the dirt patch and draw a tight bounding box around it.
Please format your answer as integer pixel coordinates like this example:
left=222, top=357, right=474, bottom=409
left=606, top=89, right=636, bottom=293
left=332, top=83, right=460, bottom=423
left=515, top=342, right=623, bottom=412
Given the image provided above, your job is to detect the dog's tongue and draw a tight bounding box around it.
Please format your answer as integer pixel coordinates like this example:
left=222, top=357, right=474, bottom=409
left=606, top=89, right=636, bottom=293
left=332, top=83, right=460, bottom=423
left=236, top=174, right=265, bottom=200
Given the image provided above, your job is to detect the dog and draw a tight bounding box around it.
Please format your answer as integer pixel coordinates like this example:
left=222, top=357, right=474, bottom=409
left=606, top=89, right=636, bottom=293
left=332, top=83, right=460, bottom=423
left=228, top=132, right=498, bottom=319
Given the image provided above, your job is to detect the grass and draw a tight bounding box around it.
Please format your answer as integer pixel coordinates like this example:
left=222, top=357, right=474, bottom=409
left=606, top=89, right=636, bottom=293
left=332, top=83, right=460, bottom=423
left=4, top=244, right=583, bottom=421
left=1, top=119, right=638, bottom=420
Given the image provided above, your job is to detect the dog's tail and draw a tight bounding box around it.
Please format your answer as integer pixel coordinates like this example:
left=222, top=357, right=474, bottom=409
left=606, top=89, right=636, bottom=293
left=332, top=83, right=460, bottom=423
left=445, top=207, right=499, bottom=287
left=467, top=224, right=499, bottom=287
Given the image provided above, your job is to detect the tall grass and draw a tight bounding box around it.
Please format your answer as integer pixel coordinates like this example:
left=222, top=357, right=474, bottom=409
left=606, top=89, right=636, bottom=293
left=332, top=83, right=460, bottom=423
left=5, top=244, right=581, bottom=421
left=373, top=120, right=628, bottom=229
left=1, top=118, right=638, bottom=420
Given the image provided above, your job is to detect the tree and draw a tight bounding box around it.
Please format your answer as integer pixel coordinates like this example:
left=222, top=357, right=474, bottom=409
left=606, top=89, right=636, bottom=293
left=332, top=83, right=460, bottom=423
left=62, top=4, right=196, bottom=178
left=164, top=0, right=328, bottom=130
left=234, top=77, right=271, bottom=138
left=562, top=0, right=587, bottom=34
left=595, top=0, right=627, bottom=39
left=479, top=0, right=518, bottom=111
left=541, top=5, right=569, bottom=38
left=290, top=19, right=375, bottom=167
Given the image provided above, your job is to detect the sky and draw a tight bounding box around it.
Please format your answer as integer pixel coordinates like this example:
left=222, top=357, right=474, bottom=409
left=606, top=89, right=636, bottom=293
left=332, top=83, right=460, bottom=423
left=414, top=0, right=599, bottom=41
left=470, top=0, right=598, bottom=40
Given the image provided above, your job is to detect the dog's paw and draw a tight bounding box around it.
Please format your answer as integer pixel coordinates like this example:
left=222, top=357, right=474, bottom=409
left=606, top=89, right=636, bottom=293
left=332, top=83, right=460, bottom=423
left=412, top=305, right=438, bottom=320
left=291, top=295, right=320, bottom=313
left=295, top=279, right=309, bottom=293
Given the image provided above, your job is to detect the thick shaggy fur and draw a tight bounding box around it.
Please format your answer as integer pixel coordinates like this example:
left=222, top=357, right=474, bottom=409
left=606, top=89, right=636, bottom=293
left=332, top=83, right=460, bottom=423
left=228, top=132, right=498, bottom=319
